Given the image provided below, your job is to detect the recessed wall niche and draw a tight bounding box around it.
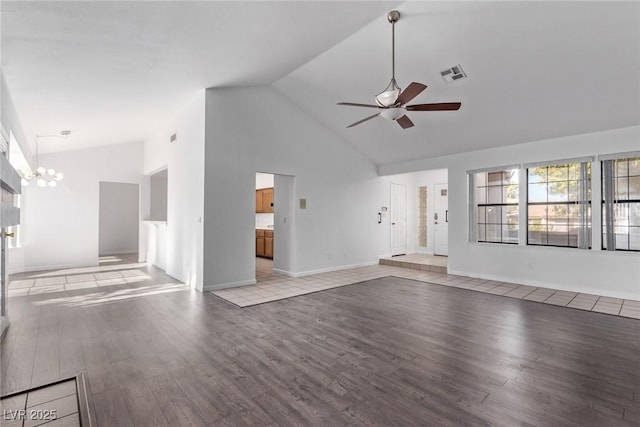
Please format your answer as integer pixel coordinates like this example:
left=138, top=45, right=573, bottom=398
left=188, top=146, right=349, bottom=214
left=148, top=168, right=168, bottom=221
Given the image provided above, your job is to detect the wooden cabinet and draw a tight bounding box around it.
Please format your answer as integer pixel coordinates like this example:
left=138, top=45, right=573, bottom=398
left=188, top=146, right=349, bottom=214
left=256, top=229, right=273, bottom=259
left=256, top=229, right=265, bottom=257
left=262, top=188, right=274, bottom=213
left=255, top=187, right=274, bottom=213
left=255, top=190, right=263, bottom=213
left=264, top=230, right=273, bottom=258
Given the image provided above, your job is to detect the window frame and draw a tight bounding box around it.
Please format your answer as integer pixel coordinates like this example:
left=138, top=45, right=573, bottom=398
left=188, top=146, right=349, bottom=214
left=525, top=160, right=592, bottom=249
left=601, top=155, right=640, bottom=252
left=474, top=169, right=519, bottom=245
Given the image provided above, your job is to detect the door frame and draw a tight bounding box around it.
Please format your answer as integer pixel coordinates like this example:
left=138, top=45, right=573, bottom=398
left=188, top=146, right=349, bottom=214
left=390, top=182, right=407, bottom=256
left=433, top=183, right=448, bottom=256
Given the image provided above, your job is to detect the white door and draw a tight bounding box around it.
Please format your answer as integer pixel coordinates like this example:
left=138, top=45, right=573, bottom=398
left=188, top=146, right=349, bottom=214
left=434, top=183, right=449, bottom=256
left=390, top=183, right=407, bottom=256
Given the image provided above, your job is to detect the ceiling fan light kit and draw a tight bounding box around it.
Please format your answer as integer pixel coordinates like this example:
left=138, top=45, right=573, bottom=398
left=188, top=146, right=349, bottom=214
left=375, top=81, right=401, bottom=108
left=338, top=10, right=462, bottom=129
left=380, top=108, right=405, bottom=121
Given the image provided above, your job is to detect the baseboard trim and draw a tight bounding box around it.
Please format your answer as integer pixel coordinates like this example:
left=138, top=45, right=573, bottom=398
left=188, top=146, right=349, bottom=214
left=203, top=279, right=257, bottom=292
left=447, top=268, right=640, bottom=301
left=275, top=260, right=379, bottom=278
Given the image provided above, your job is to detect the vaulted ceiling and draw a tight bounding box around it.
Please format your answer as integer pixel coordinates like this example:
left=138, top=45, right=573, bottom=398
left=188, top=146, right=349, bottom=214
left=1, top=1, right=397, bottom=154
left=2, top=1, right=639, bottom=167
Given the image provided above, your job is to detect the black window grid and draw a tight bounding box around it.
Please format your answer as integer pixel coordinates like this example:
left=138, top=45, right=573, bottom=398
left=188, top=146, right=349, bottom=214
left=526, top=164, right=592, bottom=249
left=601, top=157, right=640, bottom=252
left=476, top=171, right=519, bottom=244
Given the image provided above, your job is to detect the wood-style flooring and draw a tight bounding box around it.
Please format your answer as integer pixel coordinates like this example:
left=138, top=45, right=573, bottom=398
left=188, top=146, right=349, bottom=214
left=2, top=265, right=639, bottom=426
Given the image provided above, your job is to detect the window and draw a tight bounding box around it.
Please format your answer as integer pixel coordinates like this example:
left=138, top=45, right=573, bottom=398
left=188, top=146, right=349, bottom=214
left=602, top=155, right=640, bottom=251
left=526, top=161, right=591, bottom=248
left=471, top=169, right=519, bottom=244
left=417, top=186, right=427, bottom=248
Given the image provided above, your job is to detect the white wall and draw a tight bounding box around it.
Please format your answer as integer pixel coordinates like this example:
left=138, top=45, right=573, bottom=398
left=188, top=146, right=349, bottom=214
left=98, top=182, right=139, bottom=256
left=255, top=172, right=274, bottom=189
left=20, top=142, right=143, bottom=271
left=142, top=92, right=205, bottom=289
left=1, top=70, right=30, bottom=164
left=203, top=86, right=389, bottom=290
left=380, top=126, right=640, bottom=300
left=273, top=174, right=295, bottom=274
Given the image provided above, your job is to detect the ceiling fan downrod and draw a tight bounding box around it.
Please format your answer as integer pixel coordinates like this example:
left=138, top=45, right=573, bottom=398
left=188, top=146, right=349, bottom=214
left=376, top=10, right=402, bottom=107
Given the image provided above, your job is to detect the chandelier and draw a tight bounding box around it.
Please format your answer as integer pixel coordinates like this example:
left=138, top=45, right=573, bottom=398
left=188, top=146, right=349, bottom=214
left=21, top=131, right=67, bottom=187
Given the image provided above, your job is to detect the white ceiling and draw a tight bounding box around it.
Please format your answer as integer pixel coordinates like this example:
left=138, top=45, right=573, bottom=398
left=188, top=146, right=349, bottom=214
left=1, top=1, right=397, bottom=154
left=276, top=1, right=640, bottom=166
left=2, top=1, right=639, bottom=166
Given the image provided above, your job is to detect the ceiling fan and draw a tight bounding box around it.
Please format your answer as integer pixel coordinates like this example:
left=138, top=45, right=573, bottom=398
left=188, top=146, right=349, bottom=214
left=338, top=10, right=461, bottom=129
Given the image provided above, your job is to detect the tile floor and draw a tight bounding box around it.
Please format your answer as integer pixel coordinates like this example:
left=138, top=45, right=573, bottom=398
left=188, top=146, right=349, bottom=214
left=8, top=254, right=158, bottom=297
left=211, top=256, right=640, bottom=319
left=1, top=379, right=81, bottom=427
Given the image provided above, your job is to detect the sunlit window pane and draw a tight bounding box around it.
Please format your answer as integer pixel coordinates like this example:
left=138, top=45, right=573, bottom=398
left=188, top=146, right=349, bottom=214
left=528, top=162, right=591, bottom=248
left=473, top=169, right=519, bottom=244
left=602, top=157, right=640, bottom=252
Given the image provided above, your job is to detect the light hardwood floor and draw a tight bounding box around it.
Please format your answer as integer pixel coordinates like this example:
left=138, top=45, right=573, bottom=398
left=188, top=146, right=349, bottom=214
left=2, top=262, right=639, bottom=426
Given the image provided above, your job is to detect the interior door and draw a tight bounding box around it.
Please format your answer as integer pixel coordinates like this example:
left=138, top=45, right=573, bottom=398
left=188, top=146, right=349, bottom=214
left=434, top=183, right=449, bottom=256
left=390, top=183, right=407, bottom=256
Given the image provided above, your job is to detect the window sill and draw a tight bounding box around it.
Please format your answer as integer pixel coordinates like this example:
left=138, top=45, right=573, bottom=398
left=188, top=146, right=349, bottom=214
left=468, top=240, right=639, bottom=255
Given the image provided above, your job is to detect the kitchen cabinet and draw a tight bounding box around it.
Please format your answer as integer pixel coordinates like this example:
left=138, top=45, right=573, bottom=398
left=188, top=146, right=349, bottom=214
left=256, top=229, right=273, bottom=259
left=264, top=230, right=273, bottom=258
left=256, top=229, right=265, bottom=257
left=255, top=190, right=263, bottom=213
left=255, top=187, right=274, bottom=213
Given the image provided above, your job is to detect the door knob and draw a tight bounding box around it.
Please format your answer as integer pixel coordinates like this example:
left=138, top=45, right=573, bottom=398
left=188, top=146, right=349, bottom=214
left=392, top=222, right=396, bottom=225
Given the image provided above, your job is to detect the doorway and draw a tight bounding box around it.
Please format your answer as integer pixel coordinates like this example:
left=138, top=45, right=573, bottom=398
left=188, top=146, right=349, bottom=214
left=254, top=172, right=295, bottom=283
left=390, top=183, right=407, bottom=256
left=255, top=173, right=275, bottom=281
left=98, top=182, right=140, bottom=259
left=434, top=183, right=448, bottom=256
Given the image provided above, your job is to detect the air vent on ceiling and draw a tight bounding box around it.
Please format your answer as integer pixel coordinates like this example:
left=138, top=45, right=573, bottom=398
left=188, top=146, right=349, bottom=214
left=441, top=64, right=467, bottom=84
left=170, top=133, right=177, bottom=143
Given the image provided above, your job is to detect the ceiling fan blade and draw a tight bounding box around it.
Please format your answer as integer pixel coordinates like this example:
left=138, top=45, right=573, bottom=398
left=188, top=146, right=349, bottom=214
left=406, top=102, right=461, bottom=111
left=346, top=113, right=380, bottom=128
left=396, top=82, right=427, bottom=105
left=396, top=115, right=414, bottom=129
left=337, top=102, right=380, bottom=109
